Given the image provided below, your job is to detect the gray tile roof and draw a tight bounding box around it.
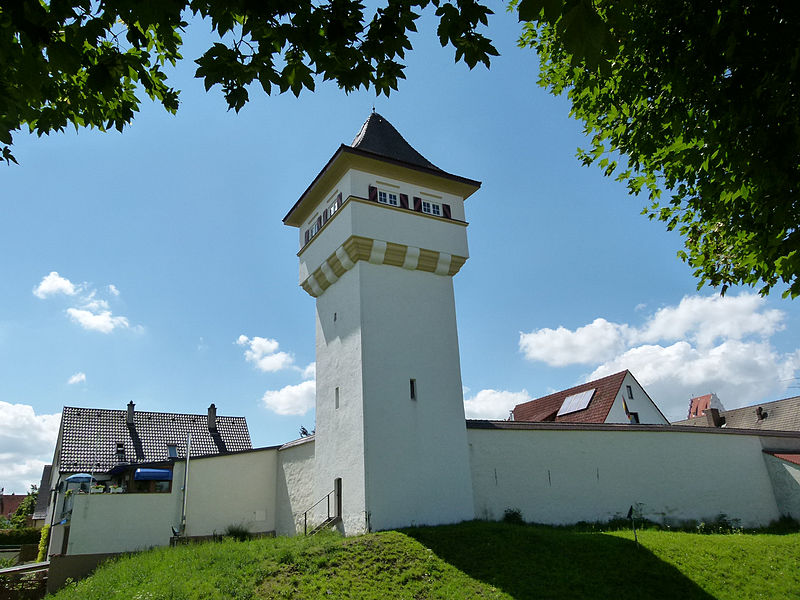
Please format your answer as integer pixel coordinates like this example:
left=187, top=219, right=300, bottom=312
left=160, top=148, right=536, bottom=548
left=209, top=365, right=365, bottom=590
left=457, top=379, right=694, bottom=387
left=672, top=395, right=800, bottom=431
left=57, top=405, right=251, bottom=474
left=351, top=112, right=442, bottom=172
left=32, top=464, right=52, bottom=519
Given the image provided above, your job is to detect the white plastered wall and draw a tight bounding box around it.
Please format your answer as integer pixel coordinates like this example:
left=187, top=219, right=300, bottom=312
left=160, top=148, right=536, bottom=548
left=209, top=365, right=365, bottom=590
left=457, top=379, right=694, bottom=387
left=65, top=491, right=180, bottom=555
left=275, top=438, right=317, bottom=536
left=183, top=449, right=277, bottom=537
left=605, top=372, right=669, bottom=424
left=359, top=261, right=474, bottom=530
left=297, top=168, right=468, bottom=250
left=314, top=265, right=368, bottom=535
left=468, top=427, right=782, bottom=527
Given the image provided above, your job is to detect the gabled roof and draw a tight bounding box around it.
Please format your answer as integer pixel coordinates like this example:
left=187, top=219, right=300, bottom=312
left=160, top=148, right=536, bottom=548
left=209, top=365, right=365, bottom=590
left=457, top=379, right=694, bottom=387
left=283, top=112, right=480, bottom=226
left=56, top=405, right=252, bottom=474
left=351, top=112, right=441, bottom=172
left=0, top=494, right=26, bottom=518
left=674, top=395, right=800, bottom=431
left=32, top=464, right=52, bottom=519
left=511, top=371, right=629, bottom=423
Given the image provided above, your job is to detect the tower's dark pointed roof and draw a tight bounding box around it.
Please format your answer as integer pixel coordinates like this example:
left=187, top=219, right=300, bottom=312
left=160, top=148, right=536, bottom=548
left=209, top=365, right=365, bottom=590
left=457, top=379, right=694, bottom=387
left=350, top=112, right=441, bottom=172
left=283, top=112, right=480, bottom=226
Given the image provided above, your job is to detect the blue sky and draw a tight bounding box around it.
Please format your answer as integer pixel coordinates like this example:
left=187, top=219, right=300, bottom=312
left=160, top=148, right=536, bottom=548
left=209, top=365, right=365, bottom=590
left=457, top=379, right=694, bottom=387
left=2, top=9, right=799, bottom=493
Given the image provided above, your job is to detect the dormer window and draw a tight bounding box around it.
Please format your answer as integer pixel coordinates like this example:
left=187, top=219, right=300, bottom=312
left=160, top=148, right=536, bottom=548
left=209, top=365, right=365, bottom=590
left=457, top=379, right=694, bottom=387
left=421, top=200, right=441, bottom=216
left=115, top=442, right=125, bottom=460
left=378, top=190, right=399, bottom=206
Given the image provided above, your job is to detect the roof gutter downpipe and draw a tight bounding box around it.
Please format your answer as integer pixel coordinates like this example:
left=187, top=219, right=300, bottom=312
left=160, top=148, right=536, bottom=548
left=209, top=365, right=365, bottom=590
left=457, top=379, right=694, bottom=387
left=180, top=432, right=192, bottom=536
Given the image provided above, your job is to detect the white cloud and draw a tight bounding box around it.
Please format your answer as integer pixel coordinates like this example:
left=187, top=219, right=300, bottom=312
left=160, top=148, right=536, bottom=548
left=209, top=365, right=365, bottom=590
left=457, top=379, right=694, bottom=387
left=237, top=335, right=295, bottom=372
left=302, top=362, right=316, bottom=380
left=519, top=318, right=629, bottom=366
left=0, top=402, right=61, bottom=493
left=464, top=389, right=532, bottom=420
left=67, top=372, right=86, bottom=385
left=635, top=294, right=784, bottom=348
left=33, top=272, right=77, bottom=299
left=519, top=293, right=800, bottom=422
left=67, top=308, right=130, bottom=333
left=262, top=380, right=316, bottom=416
left=34, top=272, right=134, bottom=333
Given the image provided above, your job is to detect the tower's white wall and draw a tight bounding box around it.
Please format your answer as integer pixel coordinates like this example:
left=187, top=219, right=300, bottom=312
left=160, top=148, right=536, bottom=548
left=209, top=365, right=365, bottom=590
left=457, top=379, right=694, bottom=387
left=314, top=266, right=368, bottom=534
left=299, top=199, right=469, bottom=284
left=359, top=261, right=475, bottom=530
left=297, top=167, right=468, bottom=251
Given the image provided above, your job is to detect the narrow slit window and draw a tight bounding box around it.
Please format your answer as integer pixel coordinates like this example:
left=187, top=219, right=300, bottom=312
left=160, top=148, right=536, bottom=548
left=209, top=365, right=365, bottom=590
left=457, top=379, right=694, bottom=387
left=410, top=379, right=417, bottom=401
left=335, top=387, right=340, bottom=409
left=626, top=385, right=633, bottom=399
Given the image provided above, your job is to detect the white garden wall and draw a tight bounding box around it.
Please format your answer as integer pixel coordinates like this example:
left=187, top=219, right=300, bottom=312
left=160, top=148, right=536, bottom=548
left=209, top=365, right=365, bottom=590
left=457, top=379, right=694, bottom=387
left=275, top=437, right=317, bottom=536
left=183, top=448, right=277, bottom=537
left=66, top=491, right=179, bottom=555
left=468, top=425, right=788, bottom=527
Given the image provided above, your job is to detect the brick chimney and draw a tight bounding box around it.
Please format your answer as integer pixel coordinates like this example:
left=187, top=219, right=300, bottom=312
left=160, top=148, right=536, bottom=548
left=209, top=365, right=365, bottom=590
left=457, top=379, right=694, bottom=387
left=127, top=401, right=135, bottom=426
left=208, top=403, right=218, bottom=432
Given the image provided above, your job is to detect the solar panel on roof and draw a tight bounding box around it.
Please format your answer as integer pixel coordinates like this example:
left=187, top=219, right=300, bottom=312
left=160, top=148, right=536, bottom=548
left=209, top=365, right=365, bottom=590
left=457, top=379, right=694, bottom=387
left=557, top=389, right=596, bottom=416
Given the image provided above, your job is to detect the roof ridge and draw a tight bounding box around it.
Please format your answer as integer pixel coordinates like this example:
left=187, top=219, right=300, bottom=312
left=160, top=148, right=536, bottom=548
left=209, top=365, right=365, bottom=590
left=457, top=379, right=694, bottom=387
left=62, top=405, right=247, bottom=419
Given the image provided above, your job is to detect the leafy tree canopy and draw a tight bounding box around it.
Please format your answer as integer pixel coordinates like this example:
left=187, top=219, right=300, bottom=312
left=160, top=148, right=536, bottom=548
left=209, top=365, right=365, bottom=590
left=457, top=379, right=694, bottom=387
left=516, top=0, right=800, bottom=297
left=0, top=0, right=496, bottom=163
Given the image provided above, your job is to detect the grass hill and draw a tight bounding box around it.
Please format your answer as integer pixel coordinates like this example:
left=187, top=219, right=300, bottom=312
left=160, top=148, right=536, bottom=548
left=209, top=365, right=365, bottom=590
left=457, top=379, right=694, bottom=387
left=50, top=521, right=800, bottom=599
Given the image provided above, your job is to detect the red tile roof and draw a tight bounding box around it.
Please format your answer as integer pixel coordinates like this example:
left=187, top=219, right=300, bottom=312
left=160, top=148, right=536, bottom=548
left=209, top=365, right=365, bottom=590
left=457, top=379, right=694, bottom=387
left=1, top=494, right=26, bottom=518
left=764, top=452, right=800, bottom=467
left=511, top=371, right=629, bottom=424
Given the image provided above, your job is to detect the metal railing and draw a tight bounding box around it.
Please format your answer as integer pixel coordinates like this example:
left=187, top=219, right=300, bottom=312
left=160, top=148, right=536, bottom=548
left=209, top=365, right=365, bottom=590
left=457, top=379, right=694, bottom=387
left=303, top=489, right=336, bottom=535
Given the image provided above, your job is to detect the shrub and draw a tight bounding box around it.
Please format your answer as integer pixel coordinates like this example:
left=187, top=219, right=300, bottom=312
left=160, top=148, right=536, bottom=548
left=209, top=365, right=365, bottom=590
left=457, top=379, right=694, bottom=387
left=0, top=528, right=41, bottom=545
left=502, top=508, right=524, bottom=525
left=36, top=524, right=51, bottom=562
left=224, top=524, right=252, bottom=542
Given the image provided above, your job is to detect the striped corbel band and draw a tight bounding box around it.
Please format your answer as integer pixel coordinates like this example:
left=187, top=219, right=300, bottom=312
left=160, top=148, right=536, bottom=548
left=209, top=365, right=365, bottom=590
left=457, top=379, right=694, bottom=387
left=300, top=235, right=467, bottom=297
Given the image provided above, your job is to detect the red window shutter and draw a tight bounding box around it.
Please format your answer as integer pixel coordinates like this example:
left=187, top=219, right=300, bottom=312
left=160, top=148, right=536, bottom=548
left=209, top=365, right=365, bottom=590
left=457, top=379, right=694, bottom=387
left=316, top=216, right=322, bottom=229
left=442, top=203, right=451, bottom=219
left=368, top=186, right=377, bottom=202
left=304, top=230, right=310, bottom=244
left=399, top=194, right=409, bottom=209
left=413, top=196, right=422, bottom=212
left=337, top=192, right=342, bottom=208
left=322, top=209, right=329, bottom=224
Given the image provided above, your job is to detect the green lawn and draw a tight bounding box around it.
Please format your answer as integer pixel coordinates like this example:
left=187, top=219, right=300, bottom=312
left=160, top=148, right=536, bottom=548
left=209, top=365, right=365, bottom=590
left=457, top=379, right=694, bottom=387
left=49, top=521, right=800, bottom=599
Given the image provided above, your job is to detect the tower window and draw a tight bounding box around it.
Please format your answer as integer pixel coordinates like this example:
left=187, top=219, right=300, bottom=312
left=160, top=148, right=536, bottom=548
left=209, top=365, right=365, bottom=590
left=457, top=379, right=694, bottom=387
left=378, top=190, right=399, bottom=206
left=421, top=201, right=441, bottom=216
left=410, top=379, right=417, bottom=401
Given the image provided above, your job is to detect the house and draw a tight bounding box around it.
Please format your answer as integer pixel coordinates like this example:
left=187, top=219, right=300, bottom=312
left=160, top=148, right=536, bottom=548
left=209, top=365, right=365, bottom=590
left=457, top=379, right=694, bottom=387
left=44, top=402, right=252, bottom=555
left=673, top=395, right=800, bottom=431
left=685, top=393, right=726, bottom=420
left=43, top=113, right=800, bottom=575
left=510, top=370, right=669, bottom=424
left=31, top=465, right=52, bottom=528
left=1, top=493, right=26, bottom=522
